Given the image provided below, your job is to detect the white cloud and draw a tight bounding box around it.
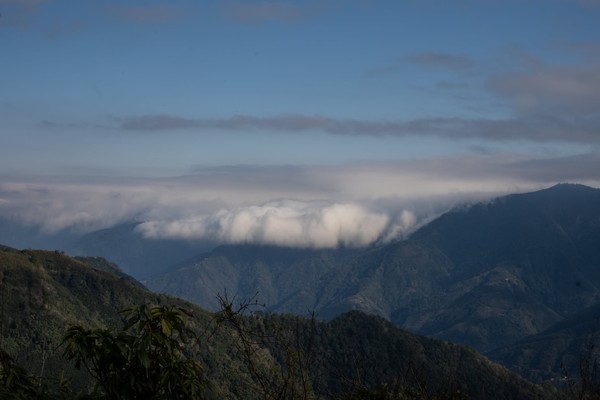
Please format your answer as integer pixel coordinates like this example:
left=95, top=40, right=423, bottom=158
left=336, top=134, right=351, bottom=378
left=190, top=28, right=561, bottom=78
left=2, top=152, right=599, bottom=248
left=138, top=201, right=397, bottom=248
left=381, top=210, right=418, bottom=243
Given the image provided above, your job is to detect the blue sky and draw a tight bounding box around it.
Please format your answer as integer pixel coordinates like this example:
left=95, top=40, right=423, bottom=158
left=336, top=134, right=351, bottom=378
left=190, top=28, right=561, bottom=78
left=1, top=0, right=600, bottom=247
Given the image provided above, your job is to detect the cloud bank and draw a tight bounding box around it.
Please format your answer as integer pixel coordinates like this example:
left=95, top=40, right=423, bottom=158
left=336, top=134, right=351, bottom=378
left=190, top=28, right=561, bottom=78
left=2, top=151, right=599, bottom=249
left=137, top=201, right=410, bottom=249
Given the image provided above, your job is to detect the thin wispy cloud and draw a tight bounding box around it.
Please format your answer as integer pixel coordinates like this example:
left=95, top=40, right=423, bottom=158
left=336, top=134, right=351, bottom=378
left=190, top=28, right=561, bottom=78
left=406, top=52, right=473, bottom=70
left=435, top=81, right=470, bottom=90
left=488, top=65, right=600, bottom=117
left=0, top=0, right=87, bottom=38
left=0, top=0, right=46, bottom=5
left=562, top=41, right=600, bottom=62
left=120, top=115, right=198, bottom=131
left=220, top=0, right=319, bottom=23
left=0, top=0, right=44, bottom=30
left=106, top=4, right=184, bottom=23
left=112, top=48, right=599, bottom=144
left=116, top=113, right=600, bottom=143
left=367, top=52, right=473, bottom=77
left=573, top=0, right=600, bottom=8
left=507, top=152, right=600, bottom=182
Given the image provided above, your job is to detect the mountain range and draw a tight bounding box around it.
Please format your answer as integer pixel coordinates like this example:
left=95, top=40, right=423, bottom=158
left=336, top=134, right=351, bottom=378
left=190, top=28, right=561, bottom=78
left=2, top=183, right=600, bottom=387
left=147, top=184, right=600, bottom=358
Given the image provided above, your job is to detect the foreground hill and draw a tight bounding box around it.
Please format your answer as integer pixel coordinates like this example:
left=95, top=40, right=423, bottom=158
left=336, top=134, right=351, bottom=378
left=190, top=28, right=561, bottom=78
left=0, top=247, right=172, bottom=388
left=148, top=184, right=600, bottom=354
left=0, top=219, right=214, bottom=280
left=0, top=246, right=554, bottom=399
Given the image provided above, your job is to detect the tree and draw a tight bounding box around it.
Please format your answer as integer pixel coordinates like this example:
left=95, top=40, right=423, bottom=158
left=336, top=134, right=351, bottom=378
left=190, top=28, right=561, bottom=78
left=61, top=304, right=204, bottom=399
left=212, top=291, right=318, bottom=400
left=0, top=346, right=69, bottom=400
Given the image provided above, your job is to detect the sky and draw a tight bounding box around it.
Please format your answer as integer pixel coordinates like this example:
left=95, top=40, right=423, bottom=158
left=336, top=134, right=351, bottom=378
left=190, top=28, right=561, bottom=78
left=1, top=0, right=600, bottom=248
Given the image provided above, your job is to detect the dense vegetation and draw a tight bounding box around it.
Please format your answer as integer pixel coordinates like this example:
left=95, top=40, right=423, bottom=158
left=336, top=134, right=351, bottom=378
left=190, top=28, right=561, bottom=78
left=0, top=247, right=560, bottom=399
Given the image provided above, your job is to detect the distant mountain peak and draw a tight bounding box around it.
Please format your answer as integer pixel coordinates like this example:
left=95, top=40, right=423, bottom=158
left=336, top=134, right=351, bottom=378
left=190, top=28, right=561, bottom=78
left=540, top=182, right=596, bottom=193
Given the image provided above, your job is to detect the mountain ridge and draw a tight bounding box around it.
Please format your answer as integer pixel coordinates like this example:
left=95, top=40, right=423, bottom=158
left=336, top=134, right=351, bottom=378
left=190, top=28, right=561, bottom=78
left=148, top=184, right=600, bottom=355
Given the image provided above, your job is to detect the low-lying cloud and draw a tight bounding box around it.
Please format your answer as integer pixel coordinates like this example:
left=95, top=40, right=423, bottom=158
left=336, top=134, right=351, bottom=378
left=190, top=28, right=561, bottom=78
left=2, top=153, right=599, bottom=248
left=137, top=201, right=411, bottom=248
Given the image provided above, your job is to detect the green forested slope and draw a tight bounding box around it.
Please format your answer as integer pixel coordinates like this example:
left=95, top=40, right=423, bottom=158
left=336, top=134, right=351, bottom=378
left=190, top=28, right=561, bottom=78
left=0, top=246, right=557, bottom=399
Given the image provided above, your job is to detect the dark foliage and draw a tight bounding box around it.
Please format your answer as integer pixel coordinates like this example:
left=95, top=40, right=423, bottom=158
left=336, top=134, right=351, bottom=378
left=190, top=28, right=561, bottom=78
left=61, top=304, right=204, bottom=399
left=0, top=246, right=562, bottom=399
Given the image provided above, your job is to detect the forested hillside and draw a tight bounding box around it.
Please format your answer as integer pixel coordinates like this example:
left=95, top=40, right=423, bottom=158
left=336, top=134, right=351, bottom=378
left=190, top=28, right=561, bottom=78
left=0, top=246, right=557, bottom=399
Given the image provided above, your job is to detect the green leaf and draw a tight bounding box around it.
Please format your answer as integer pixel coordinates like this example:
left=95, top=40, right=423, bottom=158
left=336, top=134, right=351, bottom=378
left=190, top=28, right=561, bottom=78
left=161, top=319, right=172, bottom=337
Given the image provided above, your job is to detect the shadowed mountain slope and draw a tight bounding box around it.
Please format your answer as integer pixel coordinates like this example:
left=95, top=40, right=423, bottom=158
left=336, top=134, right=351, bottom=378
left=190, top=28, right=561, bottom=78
left=149, top=184, right=600, bottom=353
left=69, top=221, right=215, bottom=279
left=489, top=301, right=600, bottom=383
